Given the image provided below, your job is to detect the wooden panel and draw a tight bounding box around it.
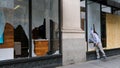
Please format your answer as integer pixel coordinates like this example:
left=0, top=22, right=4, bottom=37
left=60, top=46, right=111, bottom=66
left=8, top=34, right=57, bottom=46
left=34, top=40, right=48, bottom=56
left=106, top=14, right=120, bottom=49
left=0, top=23, right=14, bottom=48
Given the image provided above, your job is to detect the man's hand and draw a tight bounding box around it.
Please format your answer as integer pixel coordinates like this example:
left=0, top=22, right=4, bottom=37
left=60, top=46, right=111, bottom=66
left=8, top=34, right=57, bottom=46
left=94, top=43, right=98, bottom=46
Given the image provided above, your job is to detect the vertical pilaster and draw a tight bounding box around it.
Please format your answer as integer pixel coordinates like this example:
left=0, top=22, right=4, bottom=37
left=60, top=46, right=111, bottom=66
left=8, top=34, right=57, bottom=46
left=61, top=0, right=86, bottom=65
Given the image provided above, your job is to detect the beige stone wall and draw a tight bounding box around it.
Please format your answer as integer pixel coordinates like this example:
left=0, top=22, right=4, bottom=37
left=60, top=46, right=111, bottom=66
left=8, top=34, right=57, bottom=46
left=61, top=0, right=86, bottom=65
left=62, top=0, right=81, bottom=30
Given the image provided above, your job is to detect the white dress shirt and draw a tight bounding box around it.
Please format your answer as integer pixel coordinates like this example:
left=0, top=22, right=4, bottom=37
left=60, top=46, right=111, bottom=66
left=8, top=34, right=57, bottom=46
left=90, top=30, right=101, bottom=44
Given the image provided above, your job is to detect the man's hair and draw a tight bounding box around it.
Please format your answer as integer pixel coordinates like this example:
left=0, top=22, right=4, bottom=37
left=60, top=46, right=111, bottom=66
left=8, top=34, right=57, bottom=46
left=93, top=24, right=98, bottom=35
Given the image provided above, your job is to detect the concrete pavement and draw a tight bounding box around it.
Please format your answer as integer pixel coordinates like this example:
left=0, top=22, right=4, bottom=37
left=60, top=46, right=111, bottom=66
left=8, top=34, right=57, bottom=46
left=56, top=55, right=120, bottom=68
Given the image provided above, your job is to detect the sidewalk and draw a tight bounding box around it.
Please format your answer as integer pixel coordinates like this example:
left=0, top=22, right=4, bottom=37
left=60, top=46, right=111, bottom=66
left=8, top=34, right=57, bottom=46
left=56, top=55, right=120, bottom=68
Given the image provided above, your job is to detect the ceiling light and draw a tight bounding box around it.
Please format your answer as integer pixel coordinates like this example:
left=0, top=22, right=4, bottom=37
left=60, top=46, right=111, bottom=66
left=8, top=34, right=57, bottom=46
left=14, top=5, right=20, bottom=10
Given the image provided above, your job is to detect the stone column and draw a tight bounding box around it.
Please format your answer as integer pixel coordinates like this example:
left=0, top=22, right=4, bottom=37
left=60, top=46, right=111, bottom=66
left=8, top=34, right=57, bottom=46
left=61, top=0, right=86, bottom=65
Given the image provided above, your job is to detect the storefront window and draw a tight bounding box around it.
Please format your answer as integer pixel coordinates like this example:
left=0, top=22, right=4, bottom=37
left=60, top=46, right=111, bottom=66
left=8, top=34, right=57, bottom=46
left=32, top=0, right=60, bottom=57
left=0, top=0, right=29, bottom=60
left=87, top=0, right=120, bottom=52
left=0, top=0, right=60, bottom=61
left=87, top=0, right=101, bottom=51
left=14, top=0, right=29, bottom=58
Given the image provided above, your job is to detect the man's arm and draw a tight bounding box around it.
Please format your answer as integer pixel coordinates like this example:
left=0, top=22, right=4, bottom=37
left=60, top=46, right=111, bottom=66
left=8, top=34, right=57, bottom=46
left=93, top=24, right=95, bottom=32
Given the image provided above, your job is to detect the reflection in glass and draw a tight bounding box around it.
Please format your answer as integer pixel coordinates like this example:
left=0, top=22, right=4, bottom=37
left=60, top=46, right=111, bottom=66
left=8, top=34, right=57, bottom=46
left=0, top=0, right=29, bottom=60
left=32, top=0, right=60, bottom=57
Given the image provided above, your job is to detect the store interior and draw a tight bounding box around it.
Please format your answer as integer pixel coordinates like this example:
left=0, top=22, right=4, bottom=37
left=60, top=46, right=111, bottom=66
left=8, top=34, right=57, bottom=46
left=0, top=0, right=60, bottom=61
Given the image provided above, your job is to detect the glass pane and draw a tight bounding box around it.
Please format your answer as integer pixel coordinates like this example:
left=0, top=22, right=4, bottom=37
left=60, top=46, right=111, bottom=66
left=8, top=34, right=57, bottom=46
left=102, top=5, right=111, bottom=13
left=87, top=1, right=101, bottom=51
left=0, top=0, right=29, bottom=61
left=14, top=0, right=29, bottom=58
left=32, top=0, right=60, bottom=57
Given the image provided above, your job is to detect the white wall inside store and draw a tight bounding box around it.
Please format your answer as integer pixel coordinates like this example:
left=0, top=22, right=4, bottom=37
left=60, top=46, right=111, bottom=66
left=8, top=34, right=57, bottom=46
left=0, top=48, right=13, bottom=61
